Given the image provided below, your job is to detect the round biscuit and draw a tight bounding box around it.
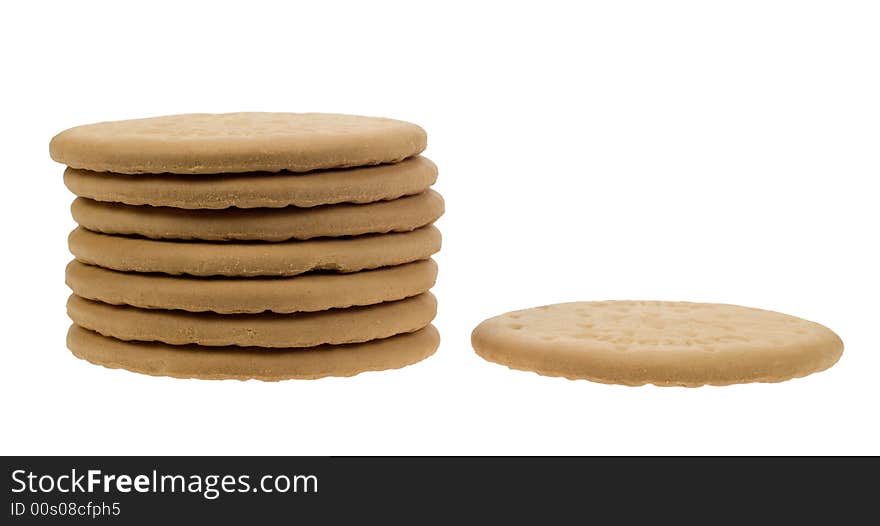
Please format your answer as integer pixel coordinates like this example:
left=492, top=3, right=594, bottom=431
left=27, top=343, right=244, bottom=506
left=66, top=258, right=438, bottom=314
left=68, top=293, right=436, bottom=348
left=68, top=324, right=440, bottom=381
left=63, top=156, right=437, bottom=209
left=50, top=112, right=427, bottom=174
left=70, top=190, right=444, bottom=241
left=471, top=301, right=844, bottom=387
left=69, top=225, right=441, bottom=277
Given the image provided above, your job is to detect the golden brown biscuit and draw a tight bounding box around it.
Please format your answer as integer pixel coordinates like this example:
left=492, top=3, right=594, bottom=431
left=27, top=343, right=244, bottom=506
left=71, top=190, right=444, bottom=241
left=50, top=113, right=427, bottom=174
left=471, top=301, right=844, bottom=387
left=66, top=259, right=438, bottom=314
left=63, top=156, right=438, bottom=209
left=67, top=293, right=436, bottom=348
left=67, top=324, right=440, bottom=381
left=69, top=225, right=441, bottom=277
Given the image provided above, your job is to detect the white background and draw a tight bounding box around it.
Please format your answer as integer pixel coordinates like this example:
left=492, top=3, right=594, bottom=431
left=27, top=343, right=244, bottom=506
left=1, top=1, right=878, bottom=455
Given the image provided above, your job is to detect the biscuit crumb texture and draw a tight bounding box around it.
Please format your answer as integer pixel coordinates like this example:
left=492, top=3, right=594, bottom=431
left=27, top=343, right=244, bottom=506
left=471, top=301, right=843, bottom=387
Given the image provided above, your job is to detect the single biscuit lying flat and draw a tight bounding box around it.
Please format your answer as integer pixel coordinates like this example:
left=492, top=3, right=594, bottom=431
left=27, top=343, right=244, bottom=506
left=69, top=225, right=441, bottom=277
left=68, top=324, right=439, bottom=381
left=68, top=293, right=436, bottom=348
left=471, top=301, right=843, bottom=387
left=66, top=259, right=437, bottom=314
left=63, top=156, right=438, bottom=209
left=71, top=190, right=444, bottom=241
left=50, top=113, right=427, bottom=174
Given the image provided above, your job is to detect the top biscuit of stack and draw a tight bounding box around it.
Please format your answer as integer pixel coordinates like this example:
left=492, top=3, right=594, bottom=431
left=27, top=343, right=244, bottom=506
left=50, top=112, right=427, bottom=174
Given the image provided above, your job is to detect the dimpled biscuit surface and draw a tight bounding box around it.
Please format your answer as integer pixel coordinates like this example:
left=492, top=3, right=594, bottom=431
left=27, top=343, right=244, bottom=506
left=471, top=301, right=843, bottom=387
left=50, top=112, right=427, bottom=174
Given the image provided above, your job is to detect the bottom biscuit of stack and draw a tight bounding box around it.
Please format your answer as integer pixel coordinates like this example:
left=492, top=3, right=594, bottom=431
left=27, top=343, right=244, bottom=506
left=67, top=324, right=440, bottom=381
left=64, top=256, right=440, bottom=380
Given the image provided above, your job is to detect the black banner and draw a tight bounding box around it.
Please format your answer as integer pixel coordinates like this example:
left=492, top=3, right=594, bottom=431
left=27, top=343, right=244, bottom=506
left=2, top=457, right=874, bottom=523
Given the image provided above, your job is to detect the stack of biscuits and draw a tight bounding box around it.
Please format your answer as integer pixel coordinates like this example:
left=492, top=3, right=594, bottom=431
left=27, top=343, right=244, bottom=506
left=50, top=113, right=443, bottom=380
